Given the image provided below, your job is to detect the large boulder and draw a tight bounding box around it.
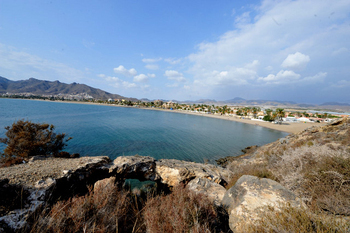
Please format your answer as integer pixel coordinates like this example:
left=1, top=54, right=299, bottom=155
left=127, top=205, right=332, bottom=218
left=222, top=175, right=305, bottom=232
left=187, top=178, right=227, bottom=205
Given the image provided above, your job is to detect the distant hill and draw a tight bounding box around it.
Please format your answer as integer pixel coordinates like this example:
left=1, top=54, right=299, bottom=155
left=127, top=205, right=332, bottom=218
left=320, top=102, right=350, bottom=106
left=0, top=76, right=136, bottom=101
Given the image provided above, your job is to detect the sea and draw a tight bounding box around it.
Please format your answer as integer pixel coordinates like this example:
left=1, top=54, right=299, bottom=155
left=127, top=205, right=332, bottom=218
left=0, top=98, right=288, bottom=163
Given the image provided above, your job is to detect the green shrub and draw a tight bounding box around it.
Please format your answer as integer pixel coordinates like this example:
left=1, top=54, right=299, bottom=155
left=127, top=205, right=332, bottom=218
left=0, top=120, right=71, bottom=161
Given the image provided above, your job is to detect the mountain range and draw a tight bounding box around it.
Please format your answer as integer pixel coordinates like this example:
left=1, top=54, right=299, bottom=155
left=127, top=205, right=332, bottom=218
left=0, top=76, right=136, bottom=101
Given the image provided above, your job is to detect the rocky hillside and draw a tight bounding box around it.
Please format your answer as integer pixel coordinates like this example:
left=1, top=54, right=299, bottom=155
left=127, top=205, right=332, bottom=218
left=223, top=118, right=350, bottom=231
left=0, top=76, right=137, bottom=100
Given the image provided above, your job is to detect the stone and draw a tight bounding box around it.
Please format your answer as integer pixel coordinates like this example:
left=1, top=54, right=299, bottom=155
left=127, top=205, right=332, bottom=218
left=156, top=159, right=233, bottom=187
left=187, top=177, right=227, bottom=205
left=35, top=178, right=56, bottom=189
left=28, top=155, right=47, bottom=163
left=222, top=175, right=305, bottom=232
left=94, top=177, right=116, bottom=193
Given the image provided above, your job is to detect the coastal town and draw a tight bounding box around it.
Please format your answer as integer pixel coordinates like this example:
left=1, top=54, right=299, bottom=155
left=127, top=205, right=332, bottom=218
left=2, top=93, right=347, bottom=134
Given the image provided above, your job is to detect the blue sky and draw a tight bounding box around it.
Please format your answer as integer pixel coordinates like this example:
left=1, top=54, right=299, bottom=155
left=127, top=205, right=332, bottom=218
left=0, top=0, right=349, bottom=104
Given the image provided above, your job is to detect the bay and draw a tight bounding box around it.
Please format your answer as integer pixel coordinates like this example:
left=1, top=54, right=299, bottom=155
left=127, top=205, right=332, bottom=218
left=0, top=99, right=288, bottom=163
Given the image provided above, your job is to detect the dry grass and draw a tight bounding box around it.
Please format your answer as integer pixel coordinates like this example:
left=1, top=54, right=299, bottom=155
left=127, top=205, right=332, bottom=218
left=226, top=162, right=277, bottom=190
left=30, top=183, right=230, bottom=233
left=247, top=205, right=350, bottom=233
left=269, top=143, right=350, bottom=215
left=31, top=183, right=145, bottom=233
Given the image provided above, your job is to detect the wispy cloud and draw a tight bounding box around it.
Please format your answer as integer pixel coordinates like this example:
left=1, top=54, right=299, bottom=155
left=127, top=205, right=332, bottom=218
left=0, top=43, right=86, bottom=83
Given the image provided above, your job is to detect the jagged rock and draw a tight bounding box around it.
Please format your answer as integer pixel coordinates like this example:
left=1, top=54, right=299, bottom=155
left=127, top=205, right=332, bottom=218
left=107, top=156, right=159, bottom=181
left=241, top=145, right=258, bottom=154
left=187, top=178, right=227, bottom=205
left=155, top=159, right=233, bottom=187
left=0, top=156, right=112, bottom=232
left=222, top=175, right=305, bottom=232
left=279, top=138, right=289, bottom=144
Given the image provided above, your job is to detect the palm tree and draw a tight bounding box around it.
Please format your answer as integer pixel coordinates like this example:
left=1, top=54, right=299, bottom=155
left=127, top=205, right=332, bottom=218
left=275, top=108, right=285, bottom=124
left=252, top=107, right=260, bottom=118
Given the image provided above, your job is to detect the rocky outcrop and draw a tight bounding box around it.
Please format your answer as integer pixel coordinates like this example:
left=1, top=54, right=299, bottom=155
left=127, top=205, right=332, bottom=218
left=107, top=156, right=159, bottom=181
left=155, top=159, right=232, bottom=187
left=222, top=175, right=305, bottom=232
left=0, top=156, right=111, bottom=232
left=0, top=155, right=234, bottom=231
left=105, top=156, right=233, bottom=188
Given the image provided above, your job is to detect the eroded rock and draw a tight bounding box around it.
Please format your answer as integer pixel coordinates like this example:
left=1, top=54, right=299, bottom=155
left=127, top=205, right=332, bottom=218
left=156, top=159, right=233, bottom=187
left=222, top=175, right=305, bottom=232
left=107, top=156, right=159, bottom=181
left=187, top=178, right=227, bottom=205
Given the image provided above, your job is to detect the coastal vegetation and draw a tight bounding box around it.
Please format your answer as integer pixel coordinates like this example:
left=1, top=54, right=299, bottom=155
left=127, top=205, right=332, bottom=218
left=0, top=120, right=71, bottom=167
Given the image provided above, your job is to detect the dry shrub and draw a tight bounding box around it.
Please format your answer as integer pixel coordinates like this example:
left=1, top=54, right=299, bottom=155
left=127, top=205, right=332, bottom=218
left=0, top=156, right=24, bottom=168
left=272, top=143, right=350, bottom=214
left=31, top=183, right=145, bottom=233
left=31, top=183, right=230, bottom=233
left=303, top=156, right=350, bottom=215
left=247, top=205, right=350, bottom=233
left=143, top=185, right=229, bottom=233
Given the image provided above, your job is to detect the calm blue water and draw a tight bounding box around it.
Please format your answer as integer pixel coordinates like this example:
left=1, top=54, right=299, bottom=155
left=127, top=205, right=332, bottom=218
left=0, top=99, right=288, bottom=163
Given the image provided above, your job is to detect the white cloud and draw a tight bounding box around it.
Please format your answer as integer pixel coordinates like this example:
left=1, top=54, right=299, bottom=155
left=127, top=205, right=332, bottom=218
left=265, top=66, right=273, bottom=71
left=164, top=70, right=186, bottom=82
left=122, top=81, right=137, bottom=88
left=164, top=58, right=181, bottom=64
left=133, top=74, right=149, bottom=83
left=103, top=75, right=137, bottom=89
left=258, top=70, right=300, bottom=84
left=166, top=83, right=179, bottom=88
left=332, top=47, right=348, bottom=56
left=113, top=65, right=137, bottom=77
left=142, top=58, right=162, bottom=63
left=258, top=70, right=327, bottom=85
left=145, top=64, right=159, bottom=70
left=303, top=72, right=327, bottom=83
left=281, top=52, right=310, bottom=70
left=331, top=79, right=350, bottom=88
left=186, top=0, right=350, bottom=101
left=147, top=73, right=156, bottom=78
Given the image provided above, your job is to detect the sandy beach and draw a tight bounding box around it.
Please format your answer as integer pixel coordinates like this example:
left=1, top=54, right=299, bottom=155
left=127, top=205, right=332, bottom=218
left=142, top=108, right=326, bottom=134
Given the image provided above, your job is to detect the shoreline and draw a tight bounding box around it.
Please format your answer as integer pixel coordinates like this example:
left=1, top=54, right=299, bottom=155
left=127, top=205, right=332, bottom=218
left=140, top=107, right=326, bottom=134
left=5, top=98, right=327, bottom=134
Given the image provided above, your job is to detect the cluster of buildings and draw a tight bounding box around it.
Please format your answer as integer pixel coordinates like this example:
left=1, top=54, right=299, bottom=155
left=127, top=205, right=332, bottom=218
left=1, top=92, right=93, bottom=101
